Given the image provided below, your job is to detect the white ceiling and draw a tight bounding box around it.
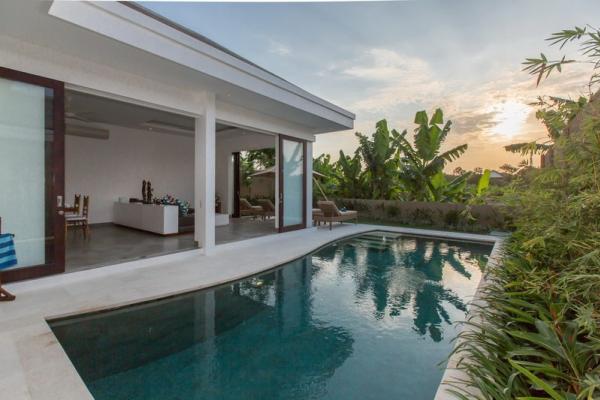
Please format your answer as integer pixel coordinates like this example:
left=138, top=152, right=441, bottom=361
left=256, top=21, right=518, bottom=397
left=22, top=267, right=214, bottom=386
left=66, top=90, right=194, bottom=131
left=66, top=90, right=264, bottom=140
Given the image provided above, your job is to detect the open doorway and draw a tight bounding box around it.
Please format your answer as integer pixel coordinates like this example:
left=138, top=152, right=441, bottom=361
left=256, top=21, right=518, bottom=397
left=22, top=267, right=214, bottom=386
left=215, top=126, right=277, bottom=244
left=64, top=91, right=197, bottom=271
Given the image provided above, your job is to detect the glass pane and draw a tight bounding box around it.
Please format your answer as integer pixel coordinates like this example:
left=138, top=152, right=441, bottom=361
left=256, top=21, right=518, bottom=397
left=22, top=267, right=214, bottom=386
left=0, top=77, right=53, bottom=269
left=282, top=139, right=304, bottom=227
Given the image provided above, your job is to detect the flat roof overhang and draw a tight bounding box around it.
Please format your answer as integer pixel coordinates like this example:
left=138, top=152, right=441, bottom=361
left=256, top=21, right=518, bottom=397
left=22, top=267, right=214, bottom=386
left=0, top=0, right=354, bottom=134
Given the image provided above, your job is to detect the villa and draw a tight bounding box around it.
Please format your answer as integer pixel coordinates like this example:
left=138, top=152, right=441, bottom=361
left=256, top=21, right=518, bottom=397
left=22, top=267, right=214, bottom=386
left=0, top=2, right=505, bottom=400
left=0, top=0, right=354, bottom=281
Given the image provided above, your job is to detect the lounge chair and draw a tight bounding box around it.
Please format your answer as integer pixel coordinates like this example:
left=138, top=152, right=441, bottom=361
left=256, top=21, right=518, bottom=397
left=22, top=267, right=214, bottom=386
left=240, top=198, right=264, bottom=219
left=312, top=208, right=323, bottom=225
left=257, top=199, right=275, bottom=219
left=315, top=201, right=358, bottom=230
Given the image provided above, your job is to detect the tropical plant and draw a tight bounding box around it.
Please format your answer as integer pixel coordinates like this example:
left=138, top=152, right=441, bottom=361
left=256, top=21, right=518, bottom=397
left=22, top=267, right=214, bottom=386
left=459, top=169, right=492, bottom=224
left=312, top=110, right=483, bottom=204
left=336, top=150, right=366, bottom=199
left=312, top=153, right=339, bottom=200
left=393, top=108, right=469, bottom=201
left=474, top=169, right=491, bottom=198
left=505, top=96, right=587, bottom=165
left=313, top=153, right=337, bottom=178
left=450, top=130, right=600, bottom=397
left=453, top=166, right=466, bottom=176
left=240, top=148, right=275, bottom=187
left=355, top=120, right=400, bottom=199
left=499, top=163, right=517, bottom=175
left=523, top=25, right=600, bottom=90
left=428, top=171, right=471, bottom=202
left=509, top=25, right=600, bottom=167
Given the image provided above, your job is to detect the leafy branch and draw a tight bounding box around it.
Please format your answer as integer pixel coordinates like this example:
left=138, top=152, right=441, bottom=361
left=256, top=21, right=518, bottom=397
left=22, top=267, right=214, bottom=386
left=523, top=25, right=600, bottom=91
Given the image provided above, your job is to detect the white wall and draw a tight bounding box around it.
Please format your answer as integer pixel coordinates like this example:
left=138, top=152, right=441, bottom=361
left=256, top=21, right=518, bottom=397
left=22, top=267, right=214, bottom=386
left=306, top=141, right=313, bottom=228
left=66, top=124, right=194, bottom=224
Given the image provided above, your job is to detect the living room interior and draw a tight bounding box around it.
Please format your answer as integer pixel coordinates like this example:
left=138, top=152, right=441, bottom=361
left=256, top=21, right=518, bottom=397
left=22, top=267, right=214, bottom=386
left=64, top=90, right=280, bottom=272
left=64, top=90, right=197, bottom=271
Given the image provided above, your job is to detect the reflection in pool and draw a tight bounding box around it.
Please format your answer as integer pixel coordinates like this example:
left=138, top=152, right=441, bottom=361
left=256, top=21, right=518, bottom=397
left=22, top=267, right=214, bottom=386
left=50, top=232, right=492, bottom=400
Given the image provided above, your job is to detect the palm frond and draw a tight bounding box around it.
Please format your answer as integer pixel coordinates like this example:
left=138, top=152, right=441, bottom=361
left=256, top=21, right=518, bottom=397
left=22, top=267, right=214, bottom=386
left=437, top=144, right=469, bottom=163
left=504, top=142, right=552, bottom=156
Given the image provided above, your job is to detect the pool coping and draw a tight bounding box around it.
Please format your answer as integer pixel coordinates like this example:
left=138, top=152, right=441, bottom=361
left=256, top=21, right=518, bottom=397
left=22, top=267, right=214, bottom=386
left=0, top=224, right=502, bottom=400
left=433, top=232, right=506, bottom=399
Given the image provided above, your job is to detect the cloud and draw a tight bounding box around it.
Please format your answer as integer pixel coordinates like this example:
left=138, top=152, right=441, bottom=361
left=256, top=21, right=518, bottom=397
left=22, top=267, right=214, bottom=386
left=451, top=110, right=498, bottom=136
left=343, top=49, right=430, bottom=82
left=340, top=49, right=444, bottom=112
left=268, top=40, right=291, bottom=56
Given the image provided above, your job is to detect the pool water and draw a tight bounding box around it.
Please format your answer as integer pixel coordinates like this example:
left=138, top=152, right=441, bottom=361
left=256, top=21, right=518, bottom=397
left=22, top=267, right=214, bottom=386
left=50, top=232, right=492, bottom=400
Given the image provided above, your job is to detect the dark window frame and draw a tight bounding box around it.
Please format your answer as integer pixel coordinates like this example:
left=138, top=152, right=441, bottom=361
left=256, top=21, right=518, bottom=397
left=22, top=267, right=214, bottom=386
left=0, top=66, right=65, bottom=282
left=278, top=135, right=307, bottom=233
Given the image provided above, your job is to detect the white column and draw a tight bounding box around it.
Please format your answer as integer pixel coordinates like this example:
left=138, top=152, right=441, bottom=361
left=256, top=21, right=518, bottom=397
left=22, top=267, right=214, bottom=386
left=226, top=154, right=234, bottom=215
left=274, top=135, right=280, bottom=230
left=195, top=93, right=216, bottom=253
left=305, top=141, right=313, bottom=228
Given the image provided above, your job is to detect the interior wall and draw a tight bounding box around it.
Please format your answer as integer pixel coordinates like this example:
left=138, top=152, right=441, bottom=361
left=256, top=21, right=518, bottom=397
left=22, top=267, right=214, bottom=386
left=66, top=123, right=194, bottom=224
left=215, top=129, right=276, bottom=215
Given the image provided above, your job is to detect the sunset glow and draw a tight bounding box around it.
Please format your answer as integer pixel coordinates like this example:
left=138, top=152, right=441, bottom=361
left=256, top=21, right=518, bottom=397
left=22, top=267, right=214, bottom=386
left=488, top=101, right=532, bottom=140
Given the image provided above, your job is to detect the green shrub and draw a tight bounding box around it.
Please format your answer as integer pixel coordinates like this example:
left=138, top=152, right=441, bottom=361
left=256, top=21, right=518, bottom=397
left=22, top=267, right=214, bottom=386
left=449, top=113, right=600, bottom=399
left=443, top=209, right=461, bottom=227
left=386, top=204, right=400, bottom=219
left=412, top=208, right=434, bottom=226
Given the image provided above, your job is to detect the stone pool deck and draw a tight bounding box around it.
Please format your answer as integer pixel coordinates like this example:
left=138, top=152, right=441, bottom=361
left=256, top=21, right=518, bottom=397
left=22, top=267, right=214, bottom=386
left=0, top=224, right=501, bottom=400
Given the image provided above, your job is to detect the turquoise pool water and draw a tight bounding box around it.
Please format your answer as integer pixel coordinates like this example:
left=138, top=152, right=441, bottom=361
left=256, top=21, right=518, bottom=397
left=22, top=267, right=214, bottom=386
left=50, top=232, right=492, bottom=400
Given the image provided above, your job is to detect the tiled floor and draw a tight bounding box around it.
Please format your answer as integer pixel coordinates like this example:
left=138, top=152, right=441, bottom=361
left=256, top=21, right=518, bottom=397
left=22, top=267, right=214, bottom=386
left=66, top=225, right=196, bottom=272
left=66, top=219, right=276, bottom=272
left=215, top=217, right=276, bottom=244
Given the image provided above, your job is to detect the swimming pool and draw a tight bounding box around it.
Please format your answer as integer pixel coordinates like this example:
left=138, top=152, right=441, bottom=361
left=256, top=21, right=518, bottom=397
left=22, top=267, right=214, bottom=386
left=49, top=231, right=492, bottom=400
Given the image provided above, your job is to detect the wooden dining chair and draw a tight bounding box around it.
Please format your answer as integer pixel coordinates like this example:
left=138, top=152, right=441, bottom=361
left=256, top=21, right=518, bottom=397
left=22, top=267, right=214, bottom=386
left=66, top=195, right=90, bottom=239
left=73, top=194, right=81, bottom=214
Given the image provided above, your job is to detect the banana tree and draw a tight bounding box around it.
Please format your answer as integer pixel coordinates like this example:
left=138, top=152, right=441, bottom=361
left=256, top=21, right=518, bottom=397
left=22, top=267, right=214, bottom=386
left=336, top=150, right=365, bottom=198
left=355, top=120, right=400, bottom=199
left=429, top=171, right=470, bottom=202
left=394, top=108, right=469, bottom=201
left=313, top=153, right=339, bottom=199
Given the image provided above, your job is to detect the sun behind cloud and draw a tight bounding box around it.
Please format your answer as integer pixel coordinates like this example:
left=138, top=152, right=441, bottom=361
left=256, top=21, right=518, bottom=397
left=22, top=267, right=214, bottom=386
left=487, top=100, right=532, bottom=140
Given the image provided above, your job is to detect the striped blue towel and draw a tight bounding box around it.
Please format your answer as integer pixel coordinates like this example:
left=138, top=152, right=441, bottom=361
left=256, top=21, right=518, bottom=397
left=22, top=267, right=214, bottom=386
left=0, top=233, right=17, bottom=270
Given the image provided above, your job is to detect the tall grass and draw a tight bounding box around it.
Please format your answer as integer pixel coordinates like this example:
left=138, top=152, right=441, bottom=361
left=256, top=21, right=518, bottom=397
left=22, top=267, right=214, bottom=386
left=448, top=113, right=600, bottom=398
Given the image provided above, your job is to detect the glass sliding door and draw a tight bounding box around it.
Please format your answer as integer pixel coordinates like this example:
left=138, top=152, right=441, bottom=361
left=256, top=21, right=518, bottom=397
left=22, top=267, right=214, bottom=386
left=278, top=135, right=306, bottom=232
left=0, top=67, right=64, bottom=282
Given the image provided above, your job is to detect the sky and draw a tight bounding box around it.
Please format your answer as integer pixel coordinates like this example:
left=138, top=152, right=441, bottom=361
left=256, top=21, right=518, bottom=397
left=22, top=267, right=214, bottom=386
left=143, top=0, right=599, bottom=171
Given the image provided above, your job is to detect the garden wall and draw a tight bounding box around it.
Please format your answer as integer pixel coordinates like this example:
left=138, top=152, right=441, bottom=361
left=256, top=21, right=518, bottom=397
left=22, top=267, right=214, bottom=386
left=334, top=198, right=507, bottom=233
